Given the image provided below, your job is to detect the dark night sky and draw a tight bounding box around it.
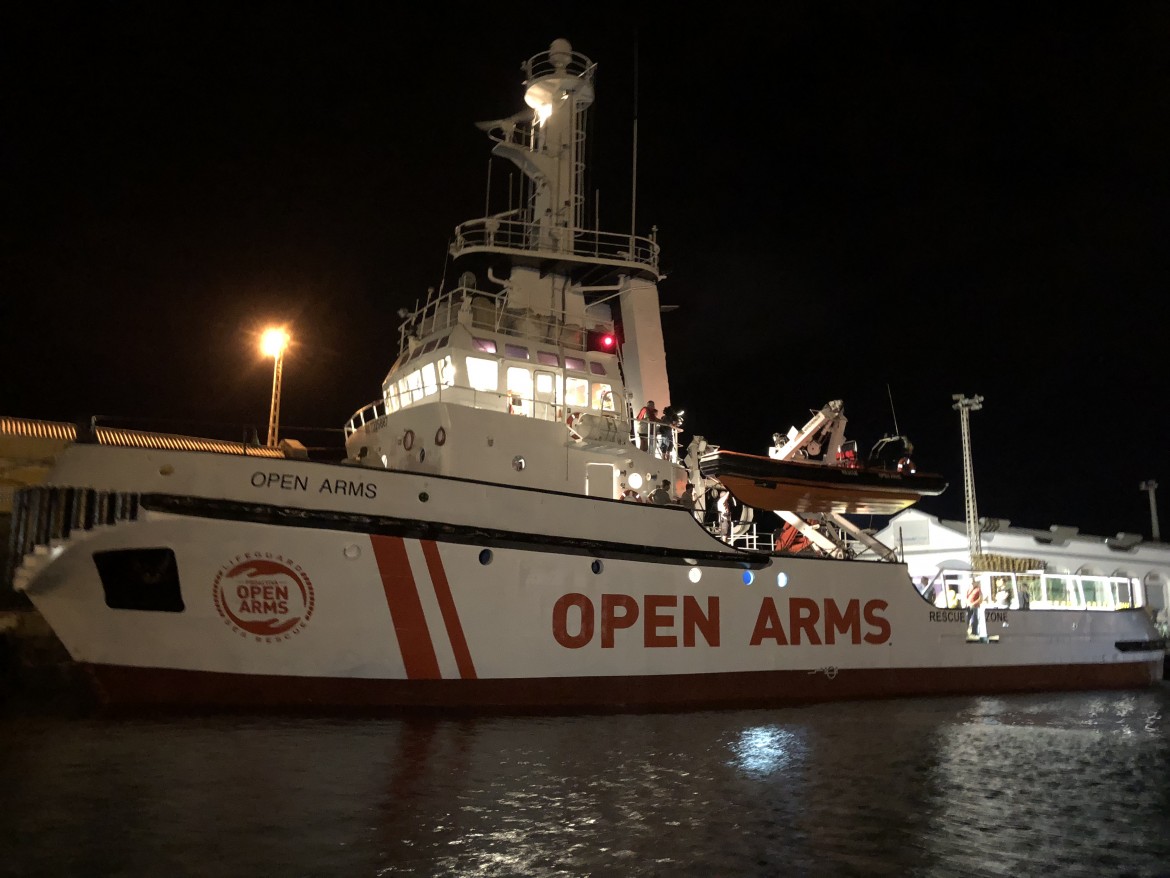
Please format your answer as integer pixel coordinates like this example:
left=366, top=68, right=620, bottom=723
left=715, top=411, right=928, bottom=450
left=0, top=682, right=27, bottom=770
left=3, top=4, right=1167, bottom=539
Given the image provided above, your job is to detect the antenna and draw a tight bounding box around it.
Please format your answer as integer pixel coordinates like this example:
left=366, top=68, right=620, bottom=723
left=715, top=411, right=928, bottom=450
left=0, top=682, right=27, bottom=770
left=886, top=383, right=900, bottom=435
left=629, top=36, right=639, bottom=248
left=484, top=158, right=492, bottom=217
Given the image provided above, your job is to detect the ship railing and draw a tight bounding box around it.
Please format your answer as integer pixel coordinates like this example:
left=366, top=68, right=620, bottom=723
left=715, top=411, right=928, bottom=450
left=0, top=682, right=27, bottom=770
left=522, top=45, right=595, bottom=84
left=450, top=216, right=659, bottom=273
left=396, top=284, right=615, bottom=358
left=631, top=418, right=682, bottom=466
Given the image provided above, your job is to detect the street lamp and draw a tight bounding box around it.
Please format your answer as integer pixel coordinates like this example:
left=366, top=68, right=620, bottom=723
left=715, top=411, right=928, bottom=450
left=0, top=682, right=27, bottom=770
left=261, top=327, right=290, bottom=447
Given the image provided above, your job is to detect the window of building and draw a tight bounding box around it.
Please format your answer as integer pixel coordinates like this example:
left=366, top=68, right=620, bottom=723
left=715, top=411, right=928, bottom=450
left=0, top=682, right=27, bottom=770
left=465, top=356, right=499, bottom=392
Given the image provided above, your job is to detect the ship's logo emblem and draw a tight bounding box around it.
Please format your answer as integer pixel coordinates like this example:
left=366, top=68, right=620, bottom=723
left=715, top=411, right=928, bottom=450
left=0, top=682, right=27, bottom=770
left=212, top=555, right=315, bottom=642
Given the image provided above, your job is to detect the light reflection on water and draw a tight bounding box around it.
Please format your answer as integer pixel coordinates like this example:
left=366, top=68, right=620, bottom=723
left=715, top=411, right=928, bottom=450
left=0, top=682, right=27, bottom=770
left=1, top=688, right=1168, bottom=877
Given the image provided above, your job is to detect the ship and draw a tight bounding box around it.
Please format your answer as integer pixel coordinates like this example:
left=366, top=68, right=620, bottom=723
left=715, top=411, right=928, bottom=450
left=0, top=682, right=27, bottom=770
left=5, top=39, right=1164, bottom=711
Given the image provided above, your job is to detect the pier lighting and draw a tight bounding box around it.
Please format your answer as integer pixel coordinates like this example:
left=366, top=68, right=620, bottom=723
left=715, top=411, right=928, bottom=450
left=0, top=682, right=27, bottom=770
left=261, top=327, right=290, bottom=447
left=1139, top=480, right=1160, bottom=541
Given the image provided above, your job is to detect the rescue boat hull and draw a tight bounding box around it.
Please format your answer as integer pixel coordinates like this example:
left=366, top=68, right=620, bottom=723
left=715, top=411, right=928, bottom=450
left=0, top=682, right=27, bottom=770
left=700, top=449, right=948, bottom=515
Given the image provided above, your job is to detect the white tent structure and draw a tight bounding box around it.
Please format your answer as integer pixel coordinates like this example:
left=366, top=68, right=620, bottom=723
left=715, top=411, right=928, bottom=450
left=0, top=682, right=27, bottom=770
left=871, top=509, right=1169, bottom=630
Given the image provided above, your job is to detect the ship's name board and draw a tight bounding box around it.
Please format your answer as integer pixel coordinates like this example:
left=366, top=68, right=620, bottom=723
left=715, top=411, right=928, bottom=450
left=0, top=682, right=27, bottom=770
left=552, top=593, right=891, bottom=649
left=250, top=471, right=378, bottom=499
left=929, top=610, right=1008, bottom=624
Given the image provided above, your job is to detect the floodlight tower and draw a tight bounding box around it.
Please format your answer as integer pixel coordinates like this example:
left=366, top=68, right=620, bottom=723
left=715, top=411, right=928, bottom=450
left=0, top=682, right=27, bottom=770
left=261, top=327, right=290, bottom=447
left=953, top=394, right=984, bottom=563
left=1140, top=480, right=1161, bottom=541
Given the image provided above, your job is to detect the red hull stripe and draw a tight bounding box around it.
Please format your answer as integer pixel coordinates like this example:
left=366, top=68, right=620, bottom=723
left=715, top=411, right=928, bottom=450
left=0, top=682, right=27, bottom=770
left=421, top=539, right=477, bottom=680
left=370, top=535, right=441, bottom=679
left=84, top=660, right=1163, bottom=712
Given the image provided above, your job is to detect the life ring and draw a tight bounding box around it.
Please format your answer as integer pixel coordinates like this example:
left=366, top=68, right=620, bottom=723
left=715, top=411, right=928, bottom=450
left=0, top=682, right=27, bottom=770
left=566, top=411, right=583, bottom=440
left=402, top=429, right=415, bottom=451
left=435, top=426, right=447, bottom=446
left=621, top=489, right=642, bottom=502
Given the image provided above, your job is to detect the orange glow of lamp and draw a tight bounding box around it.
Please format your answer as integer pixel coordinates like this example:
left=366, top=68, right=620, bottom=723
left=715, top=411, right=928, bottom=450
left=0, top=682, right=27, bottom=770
left=261, top=327, right=290, bottom=447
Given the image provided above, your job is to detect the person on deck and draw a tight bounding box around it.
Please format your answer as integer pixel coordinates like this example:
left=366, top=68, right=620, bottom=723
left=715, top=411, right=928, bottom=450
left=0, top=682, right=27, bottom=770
left=966, top=581, right=986, bottom=641
left=636, top=400, right=659, bottom=453
left=648, top=480, right=671, bottom=505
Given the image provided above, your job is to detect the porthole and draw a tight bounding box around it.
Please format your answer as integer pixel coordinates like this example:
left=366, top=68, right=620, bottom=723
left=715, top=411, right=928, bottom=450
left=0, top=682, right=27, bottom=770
left=776, top=572, right=789, bottom=588
left=479, top=549, right=493, bottom=565
left=343, top=544, right=361, bottom=559
left=403, top=429, right=415, bottom=451
left=591, top=560, right=603, bottom=575
left=418, top=492, right=429, bottom=502
left=688, top=567, right=702, bottom=584
left=742, top=570, right=754, bottom=585
left=435, top=426, right=447, bottom=446
left=419, top=448, right=426, bottom=462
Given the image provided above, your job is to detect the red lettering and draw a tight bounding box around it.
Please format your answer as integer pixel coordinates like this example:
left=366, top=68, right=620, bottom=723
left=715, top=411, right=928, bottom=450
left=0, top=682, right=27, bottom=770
left=789, top=597, right=822, bottom=645
left=750, top=598, right=788, bottom=645
left=643, top=595, right=677, bottom=648
left=552, top=593, right=594, bottom=649
left=683, top=595, right=720, bottom=647
left=824, top=599, right=862, bottom=645
left=863, top=600, right=891, bottom=644
left=601, top=594, right=639, bottom=648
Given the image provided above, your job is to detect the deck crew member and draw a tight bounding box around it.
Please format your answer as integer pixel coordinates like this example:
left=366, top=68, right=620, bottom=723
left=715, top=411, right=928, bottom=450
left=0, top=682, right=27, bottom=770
left=966, top=581, right=987, bottom=641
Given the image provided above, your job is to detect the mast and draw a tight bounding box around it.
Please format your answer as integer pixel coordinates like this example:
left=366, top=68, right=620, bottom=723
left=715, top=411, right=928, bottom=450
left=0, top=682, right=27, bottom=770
left=449, top=39, right=670, bottom=410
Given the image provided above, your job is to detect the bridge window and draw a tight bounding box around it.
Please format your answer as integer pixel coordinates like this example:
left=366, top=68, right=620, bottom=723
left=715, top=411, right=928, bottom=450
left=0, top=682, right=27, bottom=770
left=386, top=385, right=400, bottom=413
left=590, top=361, right=607, bottom=375
left=537, top=351, right=560, bottom=367
left=507, top=366, right=533, bottom=416
left=565, top=355, right=586, bottom=372
left=505, top=343, right=530, bottom=360
left=473, top=337, right=497, bottom=353
left=592, top=382, right=616, bottom=412
left=421, top=363, right=438, bottom=397
left=437, top=355, right=455, bottom=388
left=405, top=370, right=424, bottom=404
left=465, top=356, right=498, bottom=392
left=565, top=376, right=589, bottom=408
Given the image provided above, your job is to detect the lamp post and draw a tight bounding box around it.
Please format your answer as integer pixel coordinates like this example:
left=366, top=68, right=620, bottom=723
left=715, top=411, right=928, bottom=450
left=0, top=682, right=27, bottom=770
left=1139, top=480, right=1160, bottom=541
left=261, top=327, right=290, bottom=447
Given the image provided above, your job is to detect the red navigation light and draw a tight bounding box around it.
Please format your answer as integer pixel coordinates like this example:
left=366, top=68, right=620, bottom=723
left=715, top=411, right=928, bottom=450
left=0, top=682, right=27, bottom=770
left=587, top=329, right=619, bottom=352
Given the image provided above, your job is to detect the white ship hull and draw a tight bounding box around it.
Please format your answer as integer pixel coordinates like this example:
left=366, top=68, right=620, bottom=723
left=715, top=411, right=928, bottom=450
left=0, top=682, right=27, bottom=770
left=12, top=445, right=1162, bottom=710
